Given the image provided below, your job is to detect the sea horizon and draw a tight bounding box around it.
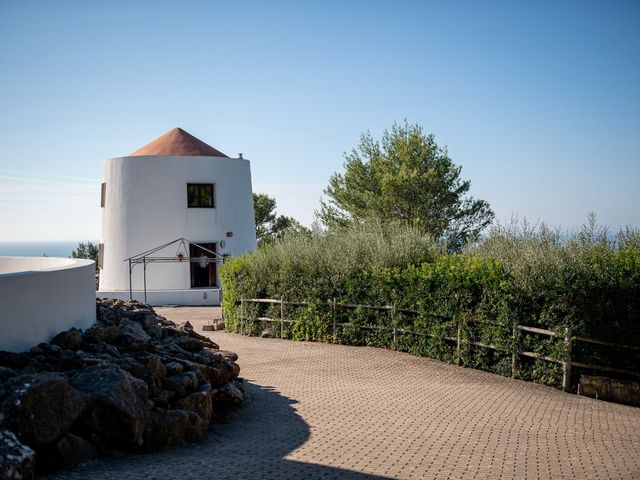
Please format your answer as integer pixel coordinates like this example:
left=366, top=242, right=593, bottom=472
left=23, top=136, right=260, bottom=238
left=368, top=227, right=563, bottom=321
left=0, top=241, right=99, bottom=258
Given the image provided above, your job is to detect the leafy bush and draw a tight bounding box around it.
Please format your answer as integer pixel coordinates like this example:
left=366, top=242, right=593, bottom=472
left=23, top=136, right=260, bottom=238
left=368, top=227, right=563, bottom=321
left=221, top=217, right=640, bottom=390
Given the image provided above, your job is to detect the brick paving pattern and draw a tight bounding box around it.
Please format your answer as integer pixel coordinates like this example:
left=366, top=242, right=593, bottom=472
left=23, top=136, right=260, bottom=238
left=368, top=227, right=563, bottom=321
left=46, top=307, right=640, bottom=479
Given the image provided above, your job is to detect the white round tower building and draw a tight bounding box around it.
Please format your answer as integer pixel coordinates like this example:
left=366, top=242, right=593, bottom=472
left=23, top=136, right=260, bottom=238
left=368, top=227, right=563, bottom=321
left=98, top=127, right=256, bottom=306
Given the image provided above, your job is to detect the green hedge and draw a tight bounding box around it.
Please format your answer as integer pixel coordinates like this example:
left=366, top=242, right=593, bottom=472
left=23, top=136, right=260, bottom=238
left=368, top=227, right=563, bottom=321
left=221, top=220, right=640, bottom=390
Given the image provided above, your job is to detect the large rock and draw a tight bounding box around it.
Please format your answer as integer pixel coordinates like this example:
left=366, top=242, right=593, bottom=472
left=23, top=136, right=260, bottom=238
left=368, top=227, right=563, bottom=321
left=37, top=432, right=97, bottom=472
left=215, top=380, right=244, bottom=407
left=176, top=383, right=214, bottom=424
left=0, top=429, right=35, bottom=480
left=579, top=375, right=640, bottom=406
left=0, top=298, right=243, bottom=474
left=70, top=364, right=149, bottom=450
left=50, top=329, right=83, bottom=350
left=161, top=372, right=198, bottom=397
left=143, top=409, right=207, bottom=449
left=0, top=373, right=86, bottom=447
left=139, top=355, right=167, bottom=378
left=163, top=361, right=183, bottom=376
left=119, top=319, right=151, bottom=346
left=0, top=367, right=17, bottom=383
left=171, top=336, right=205, bottom=352
left=0, top=351, right=29, bottom=370
left=140, top=314, right=163, bottom=339
left=82, top=324, right=122, bottom=345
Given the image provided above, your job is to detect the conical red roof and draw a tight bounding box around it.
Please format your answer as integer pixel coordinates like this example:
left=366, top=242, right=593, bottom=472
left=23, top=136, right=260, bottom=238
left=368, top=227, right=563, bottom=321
left=129, top=128, right=228, bottom=157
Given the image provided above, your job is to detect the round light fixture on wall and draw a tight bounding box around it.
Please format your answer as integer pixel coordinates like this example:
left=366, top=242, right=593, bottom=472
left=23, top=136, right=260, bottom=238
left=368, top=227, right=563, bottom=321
left=220, top=240, right=226, bottom=249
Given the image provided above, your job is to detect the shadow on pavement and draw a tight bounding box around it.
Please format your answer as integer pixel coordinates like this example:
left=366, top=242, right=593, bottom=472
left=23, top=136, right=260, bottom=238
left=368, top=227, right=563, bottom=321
left=43, top=382, right=391, bottom=480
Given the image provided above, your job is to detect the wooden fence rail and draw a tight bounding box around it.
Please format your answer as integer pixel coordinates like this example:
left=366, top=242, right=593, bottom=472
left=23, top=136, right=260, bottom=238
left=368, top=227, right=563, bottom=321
left=235, top=298, right=640, bottom=391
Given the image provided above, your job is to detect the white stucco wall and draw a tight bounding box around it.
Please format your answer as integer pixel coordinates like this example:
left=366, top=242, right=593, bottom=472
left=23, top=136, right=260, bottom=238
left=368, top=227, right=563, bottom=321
left=0, top=257, right=96, bottom=352
left=97, top=288, right=220, bottom=306
left=98, top=155, right=256, bottom=302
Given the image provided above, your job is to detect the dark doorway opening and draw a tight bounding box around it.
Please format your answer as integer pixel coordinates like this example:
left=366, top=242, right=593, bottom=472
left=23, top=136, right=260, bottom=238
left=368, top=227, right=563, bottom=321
left=189, top=242, right=217, bottom=288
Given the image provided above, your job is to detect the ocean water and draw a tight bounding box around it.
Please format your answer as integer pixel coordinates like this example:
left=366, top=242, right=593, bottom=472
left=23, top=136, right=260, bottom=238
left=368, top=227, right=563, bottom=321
left=0, top=241, right=98, bottom=258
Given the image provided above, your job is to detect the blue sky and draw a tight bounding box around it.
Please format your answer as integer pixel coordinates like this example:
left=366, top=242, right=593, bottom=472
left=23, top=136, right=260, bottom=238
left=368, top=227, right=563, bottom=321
left=0, top=0, right=638, bottom=241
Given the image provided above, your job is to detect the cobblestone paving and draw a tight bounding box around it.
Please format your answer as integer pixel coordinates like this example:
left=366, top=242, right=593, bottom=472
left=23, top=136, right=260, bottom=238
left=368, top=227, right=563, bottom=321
left=47, top=308, right=640, bottom=479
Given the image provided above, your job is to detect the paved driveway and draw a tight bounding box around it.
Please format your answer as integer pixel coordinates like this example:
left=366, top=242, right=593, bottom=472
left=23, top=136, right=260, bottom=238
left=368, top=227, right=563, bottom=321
left=48, top=307, right=640, bottom=479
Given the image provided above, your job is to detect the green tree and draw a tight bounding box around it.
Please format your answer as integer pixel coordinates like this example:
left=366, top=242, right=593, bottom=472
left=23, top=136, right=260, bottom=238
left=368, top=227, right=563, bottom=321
left=253, top=193, right=278, bottom=242
left=71, top=242, right=99, bottom=271
left=253, top=193, right=309, bottom=246
left=319, top=121, right=494, bottom=248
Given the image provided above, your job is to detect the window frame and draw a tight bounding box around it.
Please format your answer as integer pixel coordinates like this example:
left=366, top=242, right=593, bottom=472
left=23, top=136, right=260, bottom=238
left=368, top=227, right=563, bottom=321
left=187, top=183, right=215, bottom=209
left=100, top=182, right=106, bottom=207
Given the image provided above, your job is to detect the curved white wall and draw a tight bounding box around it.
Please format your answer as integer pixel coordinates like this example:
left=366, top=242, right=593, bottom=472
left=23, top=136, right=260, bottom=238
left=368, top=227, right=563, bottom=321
left=98, top=155, right=256, bottom=299
left=0, top=257, right=96, bottom=352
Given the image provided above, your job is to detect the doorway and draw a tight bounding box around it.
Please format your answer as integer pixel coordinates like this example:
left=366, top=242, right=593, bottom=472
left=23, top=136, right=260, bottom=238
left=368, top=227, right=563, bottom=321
left=189, top=242, right=217, bottom=288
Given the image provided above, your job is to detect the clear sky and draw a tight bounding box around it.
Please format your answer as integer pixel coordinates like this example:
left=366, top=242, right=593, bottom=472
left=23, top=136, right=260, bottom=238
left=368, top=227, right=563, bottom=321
left=0, top=0, right=638, bottom=241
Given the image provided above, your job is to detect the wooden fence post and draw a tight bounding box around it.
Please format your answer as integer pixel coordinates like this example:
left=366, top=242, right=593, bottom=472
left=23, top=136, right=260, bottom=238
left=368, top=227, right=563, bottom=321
left=562, top=326, right=572, bottom=392
left=511, top=319, right=519, bottom=378
left=332, top=298, right=337, bottom=343
left=240, top=299, right=244, bottom=336
left=456, top=318, right=462, bottom=366
left=392, top=304, right=397, bottom=349
left=280, top=297, right=284, bottom=339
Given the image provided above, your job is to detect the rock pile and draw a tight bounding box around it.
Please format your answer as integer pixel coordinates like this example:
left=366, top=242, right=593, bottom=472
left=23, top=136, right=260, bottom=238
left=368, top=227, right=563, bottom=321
left=0, top=299, right=243, bottom=478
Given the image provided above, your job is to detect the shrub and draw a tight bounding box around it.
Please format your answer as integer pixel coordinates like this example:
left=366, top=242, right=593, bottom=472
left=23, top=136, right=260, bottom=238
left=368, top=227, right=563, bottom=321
left=221, top=217, right=640, bottom=390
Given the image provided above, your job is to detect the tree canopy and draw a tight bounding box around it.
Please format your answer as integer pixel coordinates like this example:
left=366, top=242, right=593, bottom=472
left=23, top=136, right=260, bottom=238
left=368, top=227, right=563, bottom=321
left=253, top=193, right=308, bottom=246
left=319, top=121, right=494, bottom=248
left=71, top=242, right=99, bottom=271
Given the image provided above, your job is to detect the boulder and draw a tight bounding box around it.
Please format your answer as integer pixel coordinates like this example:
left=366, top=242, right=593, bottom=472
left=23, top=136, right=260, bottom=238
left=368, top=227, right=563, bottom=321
left=114, top=356, right=163, bottom=397
left=0, top=373, right=86, bottom=447
left=178, top=323, right=219, bottom=349
left=86, top=342, right=121, bottom=357
left=52, top=433, right=97, bottom=467
left=221, top=358, right=241, bottom=383
left=119, top=319, right=151, bottom=345
left=0, top=298, right=243, bottom=473
left=29, top=343, right=63, bottom=359
left=0, top=367, right=17, bottom=383
left=70, top=364, right=149, bottom=450
left=37, top=432, right=97, bottom=473
left=218, top=350, right=239, bottom=362
left=176, top=384, right=214, bottom=424
left=139, top=355, right=167, bottom=378
left=57, top=350, right=88, bottom=371
left=171, top=336, right=204, bottom=352
left=0, top=429, right=35, bottom=480
left=150, top=389, right=175, bottom=409
left=50, top=329, right=83, bottom=350
left=0, top=351, right=29, bottom=370
left=215, top=380, right=244, bottom=407
left=579, top=375, right=640, bottom=406
left=141, top=314, right=163, bottom=339
left=113, top=356, right=146, bottom=379
left=82, top=324, right=122, bottom=345
left=161, top=372, right=198, bottom=397
left=164, top=361, right=183, bottom=376
left=194, top=348, right=224, bottom=365
left=143, top=409, right=207, bottom=449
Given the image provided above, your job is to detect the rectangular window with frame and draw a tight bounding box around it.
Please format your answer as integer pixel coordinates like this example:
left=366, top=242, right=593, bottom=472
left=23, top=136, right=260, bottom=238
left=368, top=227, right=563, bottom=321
left=187, top=183, right=215, bottom=208
left=100, top=182, right=106, bottom=207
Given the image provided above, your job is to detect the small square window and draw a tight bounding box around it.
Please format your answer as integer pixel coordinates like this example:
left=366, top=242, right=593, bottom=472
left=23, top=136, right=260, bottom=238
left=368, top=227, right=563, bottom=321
left=187, top=183, right=215, bottom=208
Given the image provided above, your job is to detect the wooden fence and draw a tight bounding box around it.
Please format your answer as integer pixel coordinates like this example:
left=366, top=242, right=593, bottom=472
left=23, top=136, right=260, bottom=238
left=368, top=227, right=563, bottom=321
left=235, top=297, right=640, bottom=392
